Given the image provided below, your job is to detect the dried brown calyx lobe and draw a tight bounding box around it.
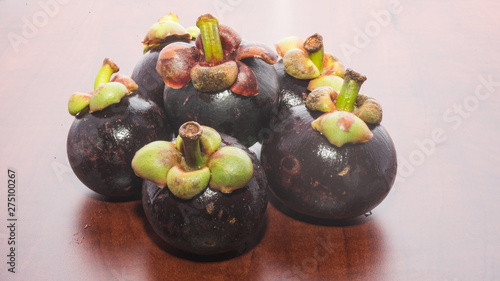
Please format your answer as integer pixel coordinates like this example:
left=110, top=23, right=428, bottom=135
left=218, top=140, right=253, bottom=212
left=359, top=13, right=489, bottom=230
left=190, top=61, right=239, bottom=93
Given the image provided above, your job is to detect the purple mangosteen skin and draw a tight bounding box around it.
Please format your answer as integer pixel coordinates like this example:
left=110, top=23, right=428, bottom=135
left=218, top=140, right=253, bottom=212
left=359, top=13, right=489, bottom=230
left=131, top=49, right=165, bottom=106
left=163, top=58, right=279, bottom=147
left=142, top=134, right=268, bottom=255
left=67, top=94, right=173, bottom=198
left=274, top=59, right=310, bottom=110
left=261, top=105, right=397, bottom=220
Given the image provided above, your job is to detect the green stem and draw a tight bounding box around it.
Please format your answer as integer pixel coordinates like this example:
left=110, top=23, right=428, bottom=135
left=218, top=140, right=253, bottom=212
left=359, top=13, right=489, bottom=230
left=303, top=33, right=324, bottom=74
left=94, top=58, right=119, bottom=90
left=179, top=122, right=205, bottom=170
left=336, top=69, right=367, bottom=112
left=196, top=14, right=224, bottom=65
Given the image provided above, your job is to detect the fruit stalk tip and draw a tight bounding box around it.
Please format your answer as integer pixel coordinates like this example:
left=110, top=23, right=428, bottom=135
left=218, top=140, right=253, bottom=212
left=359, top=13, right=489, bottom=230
left=179, top=122, right=205, bottom=170
left=304, top=33, right=324, bottom=74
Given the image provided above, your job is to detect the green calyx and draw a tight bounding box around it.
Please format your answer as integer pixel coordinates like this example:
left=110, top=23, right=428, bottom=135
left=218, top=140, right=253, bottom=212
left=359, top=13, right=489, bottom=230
left=311, top=111, right=373, bottom=147
left=68, top=92, right=92, bottom=116
left=208, top=146, right=254, bottom=193
left=89, top=82, right=131, bottom=113
left=283, top=48, right=321, bottom=80
left=131, top=122, right=254, bottom=200
left=167, top=166, right=211, bottom=200
left=158, top=13, right=179, bottom=22
left=156, top=13, right=277, bottom=97
left=276, top=34, right=345, bottom=81
left=142, top=12, right=192, bottom=53
left=186, top=26, right=200, bottom=39
left=307, top=74, right=344, bottom=92
left=306, top=69, right=383, bottom=147
left=131, top=141, right=182, bottom=188
left=278, top=34, right=326, bottom=80
left=305, top=69, right=382, bottom=124
left=68, top=58, right=138, bottom=116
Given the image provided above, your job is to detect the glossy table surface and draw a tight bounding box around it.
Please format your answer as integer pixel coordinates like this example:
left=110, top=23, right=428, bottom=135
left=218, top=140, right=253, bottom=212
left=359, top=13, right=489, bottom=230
left=1, top=0, right=500, bottom=280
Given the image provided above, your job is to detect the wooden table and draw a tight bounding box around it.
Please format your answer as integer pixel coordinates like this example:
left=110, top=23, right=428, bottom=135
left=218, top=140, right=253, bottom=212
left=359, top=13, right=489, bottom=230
left=1, top=0, right=499, bottom=280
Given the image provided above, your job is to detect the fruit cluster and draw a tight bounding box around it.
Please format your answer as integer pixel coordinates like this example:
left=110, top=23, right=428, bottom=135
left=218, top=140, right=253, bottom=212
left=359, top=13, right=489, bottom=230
left=66, top=13, right=397, bottom=256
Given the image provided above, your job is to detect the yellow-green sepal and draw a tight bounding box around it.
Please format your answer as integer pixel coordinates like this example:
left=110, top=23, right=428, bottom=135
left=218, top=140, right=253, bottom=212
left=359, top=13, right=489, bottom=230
left=186, top=26, right=200, bottom=39
left=274, top=36, right=304, bottom=57
left=308, top=75, right=344, bottom=92
left=166, top=165, right=210, bottom=200
left=68, top=92, right=92, bottom=116
left=207, top=146, right=253, bottom=193
left=142, top=20, right=190, bottom=49
left=88, top=82, right=131, bottom=113
left=282, top=48, right=320, bottom=80
left=131, top=141, right=182, bottom=188
left=311, top=111, right=373, bottom=147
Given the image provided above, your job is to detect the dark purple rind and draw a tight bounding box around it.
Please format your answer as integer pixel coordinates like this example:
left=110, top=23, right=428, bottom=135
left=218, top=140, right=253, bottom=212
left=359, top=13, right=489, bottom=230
left=67, top=94, right=173, bottom=198
left=274, top=59, right=310, bottom=111
left=261, top=104, right=397, bottom=220
left=131, top=49, right=165, bottom=106
left=142, top=134, right=268, bottom=255
left=163, top=57, right=279, bottom=147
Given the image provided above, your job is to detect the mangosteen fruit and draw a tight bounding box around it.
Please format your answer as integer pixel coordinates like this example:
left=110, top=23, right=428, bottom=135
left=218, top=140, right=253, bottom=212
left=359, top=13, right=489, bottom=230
left=131, top=13, right=198, bottom=106
left=261, top=69, right=397, bottom=220
left=157, top=14, right=279, bottom=147
left=132, top=121, right=268, bottom=255
left=67, top=58, right=173, bottom=198
left=273, top=33, right=345, bottom=111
